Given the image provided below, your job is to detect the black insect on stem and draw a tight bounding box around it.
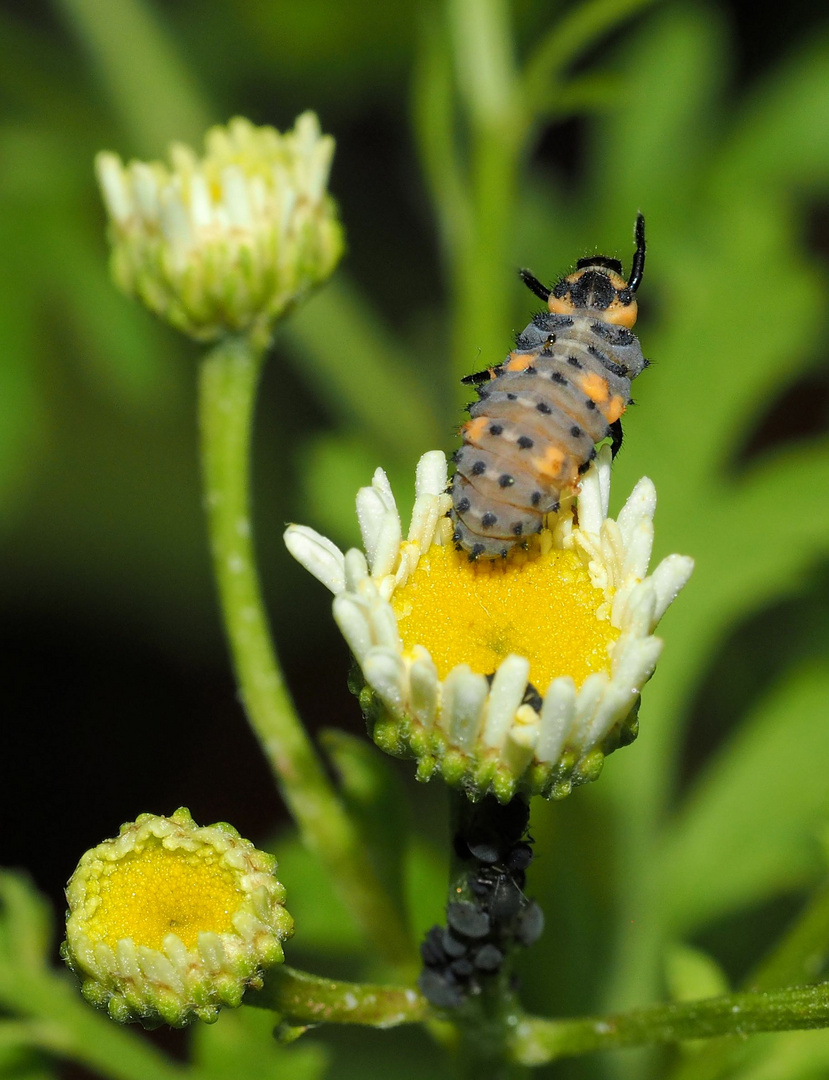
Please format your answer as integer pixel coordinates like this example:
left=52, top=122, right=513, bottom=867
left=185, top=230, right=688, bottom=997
left=418, top=795, right=544, bottom=1010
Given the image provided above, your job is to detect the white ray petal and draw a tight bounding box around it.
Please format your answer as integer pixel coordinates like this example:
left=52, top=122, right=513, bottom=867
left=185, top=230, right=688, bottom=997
left=442, top=666, right=489, bottom=750
left=371, top=466, right=397, bottom=509
left=96, top=153, right=133, bottom=223
left=343, top=547, right=369, bottom=591
left=357, top=468, right=400, bottom=571
left=283, top=525, right=345, bottom=593
left=650, top=554, right=695, bottom=626
left=576, top=457, right=604, bottom=537
left=408, top=494, right=441, bottom=551
left=159, top=185, right=195, bottom=258
left=221, top=165, right=253, bottom=228
left=621, top=517, right=654, bottom=584
left=370, top=511, right=402, bottom=579
left=130, top=162, right=161, bottom=223
left=363, top=646, right=409, bottom=715
left=333, top=594, right=372, bottom=660
left=617, top=579, right=657, bottom=638
left=617, top=476, right=656, bottom=540
left=189, top=172, right=213, bottom=229
left=599, top=518, right=625, bottom=588
left=586, top=636, right=663, bottom=745
left=503, top=711, right=539, bottom=777
left=409, top=646, right=439, bottom=729
left=356, top=486, right=388, bottom=566
left=483, top=655, right=530, bottom=749
left=415, top=451, right=449, bottom=498
left=366, top=596, right=402, bottom=650
left=537, top=677, right=577, bottom=763
left=571, top=672, right=610, bottom=750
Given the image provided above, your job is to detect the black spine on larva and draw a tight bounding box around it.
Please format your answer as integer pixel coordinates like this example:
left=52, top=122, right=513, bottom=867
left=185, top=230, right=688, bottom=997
left=451, top=312, right=645, bottom=558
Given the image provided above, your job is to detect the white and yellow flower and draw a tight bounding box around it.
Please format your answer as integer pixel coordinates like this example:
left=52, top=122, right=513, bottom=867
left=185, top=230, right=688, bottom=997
left=285, top=447, right=692, bottom=803
left=62, top=809, right=293, bottom=1027
left=96, top=113, right=343, bottom=342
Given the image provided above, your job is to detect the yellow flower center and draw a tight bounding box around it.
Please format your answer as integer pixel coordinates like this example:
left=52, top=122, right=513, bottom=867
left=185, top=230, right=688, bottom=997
left=87, top=841, right=243, bottom=951
left=392, top=534, right=618, bottom=690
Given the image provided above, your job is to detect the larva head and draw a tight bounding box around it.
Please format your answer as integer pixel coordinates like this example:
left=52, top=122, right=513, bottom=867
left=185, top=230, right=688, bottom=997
left=548, top=214, right=646, bottom=329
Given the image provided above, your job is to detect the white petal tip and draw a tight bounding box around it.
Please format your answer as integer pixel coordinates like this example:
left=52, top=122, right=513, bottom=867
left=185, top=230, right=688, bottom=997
left=415, top=451, right=449, bottom=498
left=284, top=525, right=345, bottom=593
left=651, top=554, right=695, bottom=624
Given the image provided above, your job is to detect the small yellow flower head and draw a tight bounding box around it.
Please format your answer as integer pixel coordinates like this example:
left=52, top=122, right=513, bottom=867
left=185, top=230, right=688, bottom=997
left=95, top=113, right=343, bottom=343
left=61, top=808, right=293, bottom=1027
left=285, top=448, right=693, bottom=803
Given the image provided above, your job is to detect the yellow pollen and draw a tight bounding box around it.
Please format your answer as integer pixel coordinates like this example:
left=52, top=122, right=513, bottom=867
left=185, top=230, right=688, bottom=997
left=86, top=842, right=244, bottom=951
left=392, top=534, right=618, bottom=690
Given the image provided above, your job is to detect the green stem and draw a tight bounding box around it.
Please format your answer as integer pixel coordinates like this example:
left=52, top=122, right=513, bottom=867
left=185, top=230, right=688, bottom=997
left=455, top=975, right=525, bottom=1080
left=665, top=879, right=829, bottom=1080
left=247, top=965, right=429, bottom=1027
left=447, top=118, right=523, bottom=415
left=510, top=983, right=829, bottom=1067
left=197, top=333, right=412, bottom=968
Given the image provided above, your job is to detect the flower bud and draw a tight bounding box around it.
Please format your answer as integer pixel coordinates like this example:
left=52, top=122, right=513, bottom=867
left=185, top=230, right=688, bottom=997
left=62, top=808, right=293, bottom=1027
left=96, top=113, right=343, bottom=343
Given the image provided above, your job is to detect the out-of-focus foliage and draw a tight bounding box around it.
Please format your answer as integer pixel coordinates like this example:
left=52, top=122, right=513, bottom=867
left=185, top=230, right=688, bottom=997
left=2, top=0, right=829, bottom=1078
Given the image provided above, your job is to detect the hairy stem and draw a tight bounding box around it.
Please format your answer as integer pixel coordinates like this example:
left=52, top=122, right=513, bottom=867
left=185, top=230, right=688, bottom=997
left=197, top=333, right=412, bottom=968
left=511, top=982, right=829, bottom=1066
left=666, top=878, right=829, bottom=1080
left=247, top=965, right=429, bottom=1027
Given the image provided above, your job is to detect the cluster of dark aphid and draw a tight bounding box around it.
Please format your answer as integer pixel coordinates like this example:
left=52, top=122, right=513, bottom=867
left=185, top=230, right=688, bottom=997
left=418, top=798, right=544, bottom=1009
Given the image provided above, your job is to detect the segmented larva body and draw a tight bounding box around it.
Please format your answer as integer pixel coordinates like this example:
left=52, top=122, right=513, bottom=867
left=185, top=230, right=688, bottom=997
left=450, top=216, right=648, bottom=559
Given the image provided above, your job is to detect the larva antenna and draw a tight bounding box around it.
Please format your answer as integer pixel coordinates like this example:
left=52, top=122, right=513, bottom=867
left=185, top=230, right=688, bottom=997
left=628, top=213, right=646, bottom=293
left=518, top=268, right=551, bottom=303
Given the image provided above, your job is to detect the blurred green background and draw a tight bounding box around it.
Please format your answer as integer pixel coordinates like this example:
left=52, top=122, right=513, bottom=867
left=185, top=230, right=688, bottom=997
left=2, top=0, right=829, bottom=1078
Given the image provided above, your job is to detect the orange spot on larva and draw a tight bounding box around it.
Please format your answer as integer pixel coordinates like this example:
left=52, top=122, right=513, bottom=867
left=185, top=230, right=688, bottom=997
left=604, top=298, right=638, bottom=329
left=504, top=352, right=533, bottom=373
left=606, top=395, right=626, bottom=423
left=462, top=416, right=489, bottom=444
left=580, top=372, right=610, bottom=404
left=532, top=445, right=565, bottom=480
left=548, top=296, right=576, bottom=316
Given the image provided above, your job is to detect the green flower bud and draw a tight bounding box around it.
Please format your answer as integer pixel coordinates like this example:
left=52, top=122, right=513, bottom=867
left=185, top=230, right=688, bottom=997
left=95, top=113, right=343, bottom=343
left=61, top=808, right=293, bottom=1027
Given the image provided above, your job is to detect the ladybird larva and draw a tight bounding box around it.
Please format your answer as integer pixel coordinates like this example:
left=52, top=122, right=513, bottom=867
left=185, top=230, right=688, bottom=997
left=451, top=214, right=648, bottom=559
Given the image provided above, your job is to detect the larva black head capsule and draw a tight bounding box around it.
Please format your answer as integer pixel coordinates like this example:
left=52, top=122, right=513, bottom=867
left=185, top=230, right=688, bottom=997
left=547, top=214, right=646, bottom=330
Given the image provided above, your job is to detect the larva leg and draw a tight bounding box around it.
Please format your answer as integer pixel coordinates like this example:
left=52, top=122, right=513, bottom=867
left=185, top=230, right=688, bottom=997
left=609, top=418, right=624, bottom=458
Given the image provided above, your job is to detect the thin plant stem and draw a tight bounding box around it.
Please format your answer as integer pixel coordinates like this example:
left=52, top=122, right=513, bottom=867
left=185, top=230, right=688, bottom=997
left=247, top=965, right=429, bottom=1027
left=450, top=129, right=520, bottom=402
left=445, top=0, right=522, bottom=400
left=197, top=332, right=412, bottom=968
left=665, top=878, right=829, bottom=1080
left=510, top=982, right=829, bottom=1067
